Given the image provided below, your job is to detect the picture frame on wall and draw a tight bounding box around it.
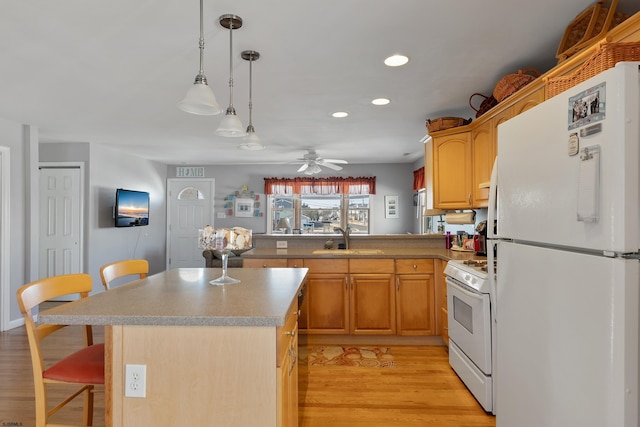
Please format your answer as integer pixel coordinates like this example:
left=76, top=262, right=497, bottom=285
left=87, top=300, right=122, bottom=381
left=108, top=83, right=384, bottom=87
left=385, top=195, right=398, bottom=218
left=234, top=198, right=254, bottom=217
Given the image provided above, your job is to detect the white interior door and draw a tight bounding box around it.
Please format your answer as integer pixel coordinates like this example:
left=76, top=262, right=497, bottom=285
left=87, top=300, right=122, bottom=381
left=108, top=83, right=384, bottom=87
left=39, top=166, right=83, bottom=279
left=166, top=179, right=214, bottom=269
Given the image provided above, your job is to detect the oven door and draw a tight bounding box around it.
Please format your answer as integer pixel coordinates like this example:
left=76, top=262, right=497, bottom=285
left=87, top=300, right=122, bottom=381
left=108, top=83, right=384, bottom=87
left=447, top=277, right=492, bottom=374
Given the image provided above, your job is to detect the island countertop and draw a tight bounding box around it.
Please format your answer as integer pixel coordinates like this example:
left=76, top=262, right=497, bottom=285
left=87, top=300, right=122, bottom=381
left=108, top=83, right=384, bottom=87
left=39, top=267, right=308, bottom=327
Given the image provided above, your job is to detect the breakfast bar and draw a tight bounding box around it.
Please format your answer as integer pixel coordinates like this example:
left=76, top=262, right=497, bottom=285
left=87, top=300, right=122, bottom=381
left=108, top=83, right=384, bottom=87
left=39, top=267, right=308, bottom=427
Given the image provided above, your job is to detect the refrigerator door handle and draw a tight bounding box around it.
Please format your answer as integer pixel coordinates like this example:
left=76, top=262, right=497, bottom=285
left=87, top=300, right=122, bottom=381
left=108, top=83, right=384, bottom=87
left=487, top=157, right=498, bottom=239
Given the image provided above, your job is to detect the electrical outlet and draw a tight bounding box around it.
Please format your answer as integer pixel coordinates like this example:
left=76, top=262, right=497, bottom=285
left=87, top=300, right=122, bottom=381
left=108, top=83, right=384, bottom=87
left=125, top=364, right=147, bottom=398
left=217, top=212, right=226, bottom=218
left=276, top=240, right=288, bottom=249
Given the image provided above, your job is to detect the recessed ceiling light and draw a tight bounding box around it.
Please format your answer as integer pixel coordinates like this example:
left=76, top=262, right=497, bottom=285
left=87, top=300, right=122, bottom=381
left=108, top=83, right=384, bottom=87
left=372, top=98, right=390, bottom=106
left=384, top=54, right=409, bottom=67
left=332, top=111, right=349, bottom=118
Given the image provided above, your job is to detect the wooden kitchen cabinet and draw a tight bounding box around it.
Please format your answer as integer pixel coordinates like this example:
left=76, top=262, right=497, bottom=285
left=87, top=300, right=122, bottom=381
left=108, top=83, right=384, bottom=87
left=430, top=84, right=545, bottom=210
left=432, top=132, right=474, bottom=209
left=395, top=259, right=436, bottom=336
left=243, top=258, right=289, bottom=268
left=303, top=258, right=349, bottom=334
left=434, top=259, right=449, bottom=346
left=277, top=302, right=299, bottom=427
left=349, top=259, right=396, bottom=335
left=471, top=120, right=494, bottom=207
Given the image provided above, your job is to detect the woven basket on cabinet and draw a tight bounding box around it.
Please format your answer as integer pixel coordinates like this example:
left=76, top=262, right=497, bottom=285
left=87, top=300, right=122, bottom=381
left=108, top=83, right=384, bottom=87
left=546, top=42, right=640, bottom=98
left=493, top=68, right=541, bottom=102
left=426, top=117, right=472, bottom=133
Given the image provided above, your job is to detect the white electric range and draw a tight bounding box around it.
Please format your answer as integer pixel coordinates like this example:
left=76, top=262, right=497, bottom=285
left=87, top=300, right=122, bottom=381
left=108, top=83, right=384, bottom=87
left=444, top=259, right=495, bottom=414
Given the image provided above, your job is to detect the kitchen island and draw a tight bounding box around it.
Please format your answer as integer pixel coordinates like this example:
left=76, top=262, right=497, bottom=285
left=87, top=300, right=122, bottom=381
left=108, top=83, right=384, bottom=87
left=39, top=267, right=308, bottom=427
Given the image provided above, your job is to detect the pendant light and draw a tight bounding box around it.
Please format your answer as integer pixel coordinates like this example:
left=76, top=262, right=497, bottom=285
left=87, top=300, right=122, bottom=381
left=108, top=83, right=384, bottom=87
left=239, top=50, right=265, bottom=151
left=177, top=0, right=221, bottom=115
left=216, top=14, right=246, bottom=137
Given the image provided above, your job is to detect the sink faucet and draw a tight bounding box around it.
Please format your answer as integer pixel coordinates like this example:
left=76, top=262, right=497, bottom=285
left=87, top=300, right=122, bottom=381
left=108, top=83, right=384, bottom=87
left=334, top=226, right=351, bottom=250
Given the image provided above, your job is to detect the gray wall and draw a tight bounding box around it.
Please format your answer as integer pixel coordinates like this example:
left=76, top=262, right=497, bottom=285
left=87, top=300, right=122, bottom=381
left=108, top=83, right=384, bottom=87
left=167, top=162, right=418, bottom=235
left=40, top=143, right=168, bottom=295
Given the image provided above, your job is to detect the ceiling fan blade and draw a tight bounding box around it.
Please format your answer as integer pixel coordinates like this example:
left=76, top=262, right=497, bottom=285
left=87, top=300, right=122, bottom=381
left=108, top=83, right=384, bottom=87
left=320, top=162, right=343, bottom=171
left=320, top=158, right=348, bottom=164
left=297, top=163, right=309, bottom=172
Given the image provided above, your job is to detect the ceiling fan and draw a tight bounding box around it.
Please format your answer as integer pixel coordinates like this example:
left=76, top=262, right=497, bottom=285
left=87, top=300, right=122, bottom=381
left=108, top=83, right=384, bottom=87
left=294, top=150, right=348, bottom=175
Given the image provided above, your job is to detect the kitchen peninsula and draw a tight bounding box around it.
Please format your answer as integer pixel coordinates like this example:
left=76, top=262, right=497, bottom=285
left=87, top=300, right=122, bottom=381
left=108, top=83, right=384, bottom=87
left=39, top=267, right=308, bottom=427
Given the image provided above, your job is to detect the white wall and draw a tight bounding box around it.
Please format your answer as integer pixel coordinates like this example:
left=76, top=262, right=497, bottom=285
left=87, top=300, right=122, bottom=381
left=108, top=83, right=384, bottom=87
left=167, top=162, right=418, bottom=235
left=0, top=119, right=32, bottom=328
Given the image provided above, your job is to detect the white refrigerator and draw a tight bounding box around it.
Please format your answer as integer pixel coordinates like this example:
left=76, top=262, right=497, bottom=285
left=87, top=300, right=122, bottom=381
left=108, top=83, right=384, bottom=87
left=489, top=62, right=640, bottom=427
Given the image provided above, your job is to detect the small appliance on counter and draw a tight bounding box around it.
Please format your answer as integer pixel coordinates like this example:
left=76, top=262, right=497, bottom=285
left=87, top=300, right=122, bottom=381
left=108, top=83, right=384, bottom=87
left=474, top=220, right=487, bottom=256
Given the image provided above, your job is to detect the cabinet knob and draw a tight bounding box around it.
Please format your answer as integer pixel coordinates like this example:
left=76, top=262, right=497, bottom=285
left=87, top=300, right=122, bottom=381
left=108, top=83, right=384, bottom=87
left=413, top=264, right=418, bottom=270
left=285, top=330, right=296, bottom=337
left=262, top=264, right=267, bottom=268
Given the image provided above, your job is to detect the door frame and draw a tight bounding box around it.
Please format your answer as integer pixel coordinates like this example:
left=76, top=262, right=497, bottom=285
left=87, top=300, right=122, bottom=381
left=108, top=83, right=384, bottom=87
left=165, top=178, right=215, bottom=269
left=0, top=147, right=10, bottom=331
left=38, top=162, right=85, bottom=278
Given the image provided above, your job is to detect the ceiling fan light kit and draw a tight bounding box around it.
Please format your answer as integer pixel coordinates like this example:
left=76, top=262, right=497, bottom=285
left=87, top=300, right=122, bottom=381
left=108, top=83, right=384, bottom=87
left=177, top=0, right=221, bottom=115
left=294, top=150, right=348, bottom=175
left=215, top=14, right=246, bottom=137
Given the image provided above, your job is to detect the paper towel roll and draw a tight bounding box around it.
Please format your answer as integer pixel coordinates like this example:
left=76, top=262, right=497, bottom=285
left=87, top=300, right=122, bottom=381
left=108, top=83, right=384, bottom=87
left=445, top=211, right=476, bottom=224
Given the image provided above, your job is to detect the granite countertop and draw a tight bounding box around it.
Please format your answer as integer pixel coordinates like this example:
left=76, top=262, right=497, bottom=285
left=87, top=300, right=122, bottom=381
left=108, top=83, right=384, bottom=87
left=39, top=268, right=308, bottom=327
left=242, top=247, right=484, bottom=262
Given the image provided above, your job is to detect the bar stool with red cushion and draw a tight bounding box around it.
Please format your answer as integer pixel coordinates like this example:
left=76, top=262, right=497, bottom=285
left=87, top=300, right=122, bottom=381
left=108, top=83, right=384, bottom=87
left=99, top=259, right=149, bottom=291
left=17, top=273, right=104, bottom=427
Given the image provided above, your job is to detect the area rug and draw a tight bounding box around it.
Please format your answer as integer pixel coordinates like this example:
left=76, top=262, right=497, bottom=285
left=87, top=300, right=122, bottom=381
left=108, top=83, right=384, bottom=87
left=299, top=346, right=396, bottom=368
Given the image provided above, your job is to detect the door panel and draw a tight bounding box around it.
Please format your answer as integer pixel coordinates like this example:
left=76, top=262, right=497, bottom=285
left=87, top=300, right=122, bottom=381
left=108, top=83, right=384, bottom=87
left=167, top=179, right=214, bottom=269
left=39, top=167, right=82, bottom=278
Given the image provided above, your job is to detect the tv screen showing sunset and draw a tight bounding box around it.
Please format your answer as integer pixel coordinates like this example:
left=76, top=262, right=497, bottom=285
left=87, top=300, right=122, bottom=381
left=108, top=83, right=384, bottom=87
left=116, top=190, right=149, bottom=227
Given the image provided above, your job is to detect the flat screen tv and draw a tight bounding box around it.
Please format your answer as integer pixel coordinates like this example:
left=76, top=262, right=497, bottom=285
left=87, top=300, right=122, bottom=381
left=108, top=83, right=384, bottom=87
left=115, top=188, right=149, bottom=227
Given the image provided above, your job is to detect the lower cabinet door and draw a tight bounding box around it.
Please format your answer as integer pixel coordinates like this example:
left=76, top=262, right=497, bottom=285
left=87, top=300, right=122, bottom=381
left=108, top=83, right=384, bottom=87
left=396, top=274, right=435, bottom=335
left=350, top=273, right=396, bottom=335
left=305, top=273, right=349, bottom=333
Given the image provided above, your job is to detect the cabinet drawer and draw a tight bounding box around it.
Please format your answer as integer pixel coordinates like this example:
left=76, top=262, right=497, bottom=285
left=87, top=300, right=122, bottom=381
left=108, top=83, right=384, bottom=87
left=277, top=300, right=299, bottom=367
left=243, top=258, right=288, bottom=268
left=304, top=258, right=348, bottom=274
left=349, top=258, right=394, bottom=273
left=395, top=259, right=434, bottom=274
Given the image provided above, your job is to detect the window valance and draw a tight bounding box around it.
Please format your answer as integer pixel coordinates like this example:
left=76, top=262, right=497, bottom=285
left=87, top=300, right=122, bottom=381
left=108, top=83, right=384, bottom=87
left=264, top=176, right=376, bottom=195
left=413, top=167, right=425, bottom=191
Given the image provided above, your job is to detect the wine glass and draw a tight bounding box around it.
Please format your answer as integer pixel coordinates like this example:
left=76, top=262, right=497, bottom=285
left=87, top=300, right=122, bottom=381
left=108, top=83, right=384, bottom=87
left=209, top=235, right=240, bottom=285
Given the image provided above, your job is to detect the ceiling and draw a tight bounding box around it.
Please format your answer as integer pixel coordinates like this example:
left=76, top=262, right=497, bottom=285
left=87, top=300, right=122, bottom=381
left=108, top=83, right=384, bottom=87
left=0, top=0, right=637, bottom=169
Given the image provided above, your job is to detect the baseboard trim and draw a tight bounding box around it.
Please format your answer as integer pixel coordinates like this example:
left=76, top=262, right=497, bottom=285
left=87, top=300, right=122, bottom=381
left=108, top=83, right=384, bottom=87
left=299, top=334, right=445, bottom=347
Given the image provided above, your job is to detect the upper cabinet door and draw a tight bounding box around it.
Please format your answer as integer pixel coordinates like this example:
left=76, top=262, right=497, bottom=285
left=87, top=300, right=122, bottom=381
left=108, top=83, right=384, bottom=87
left=432, top=132, right=473, bottom=209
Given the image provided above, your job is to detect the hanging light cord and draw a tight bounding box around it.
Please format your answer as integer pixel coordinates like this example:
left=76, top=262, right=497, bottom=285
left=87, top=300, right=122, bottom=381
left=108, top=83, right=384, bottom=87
left=227, top=20, right=235, bottom=111
left=247, top=55, right=253, bottom=127
left=197, top=0, right=205, bottom=81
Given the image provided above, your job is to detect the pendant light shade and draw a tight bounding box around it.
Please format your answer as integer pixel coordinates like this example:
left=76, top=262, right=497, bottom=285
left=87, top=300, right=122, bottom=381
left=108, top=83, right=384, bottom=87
left=239, top=50, right=264, bottom=151
left=216, top=14, right=246, bottom=137
left=178, top=0, right=221, bottom=115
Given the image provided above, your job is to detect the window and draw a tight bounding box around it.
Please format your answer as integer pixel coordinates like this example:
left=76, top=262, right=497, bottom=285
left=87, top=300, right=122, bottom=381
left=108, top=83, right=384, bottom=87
left=268, top=194, right=370, bottom=234
left=264, top=176, right=375, bottom=234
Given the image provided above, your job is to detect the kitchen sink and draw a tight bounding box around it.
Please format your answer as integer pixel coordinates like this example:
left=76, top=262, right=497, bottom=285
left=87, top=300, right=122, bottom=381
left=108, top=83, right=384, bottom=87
left=311, top=249, right=384, bottom=255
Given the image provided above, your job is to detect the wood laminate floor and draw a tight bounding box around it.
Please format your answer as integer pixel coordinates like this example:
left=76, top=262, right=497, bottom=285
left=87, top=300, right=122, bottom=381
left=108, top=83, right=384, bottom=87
left=1, top=325, right=495, bottom=427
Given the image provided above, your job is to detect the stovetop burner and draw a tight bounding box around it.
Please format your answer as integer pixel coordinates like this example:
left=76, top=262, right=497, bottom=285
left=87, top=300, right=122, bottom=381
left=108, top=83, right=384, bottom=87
left=444, top=259, right=493, bottom=294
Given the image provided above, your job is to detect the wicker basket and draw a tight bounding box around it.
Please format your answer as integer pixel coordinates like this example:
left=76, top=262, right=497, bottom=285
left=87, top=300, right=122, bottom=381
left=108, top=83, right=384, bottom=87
left=546, top=42, right=640, bottom=98
left=426, top=117, right=472, bottom=133
left=556, top=0, right=629, bottom=63
left=493, top=68, right=541, bottom=102
left=469, top=93, right=498, bottom=118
